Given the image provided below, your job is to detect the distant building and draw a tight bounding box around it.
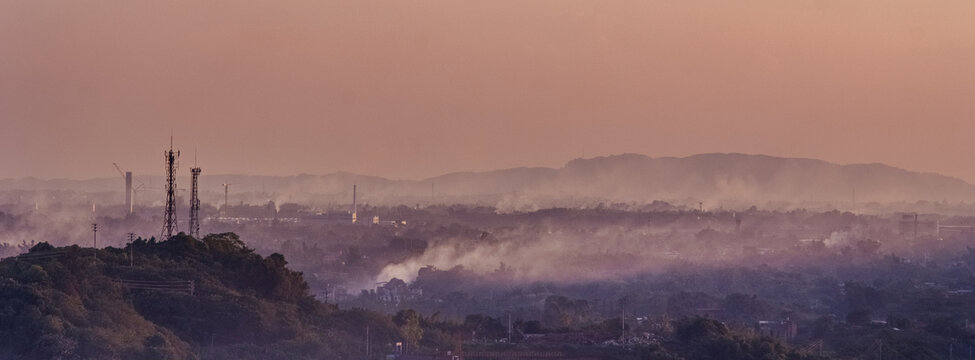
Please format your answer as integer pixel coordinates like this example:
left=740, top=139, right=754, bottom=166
left=898, top=213, right=938, bottom=238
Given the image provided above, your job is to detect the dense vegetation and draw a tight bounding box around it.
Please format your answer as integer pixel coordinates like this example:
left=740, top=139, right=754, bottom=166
left=0, top=231, right=831, bottom=360
left=0, top=233, right=402, bottom=359
left=4, top=203, right=975, bottom=359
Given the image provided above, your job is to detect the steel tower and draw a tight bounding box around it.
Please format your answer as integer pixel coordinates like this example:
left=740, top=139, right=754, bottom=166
left=189, top=167, right=201, bottom=238
left=162, top=140, right=179, bottom=239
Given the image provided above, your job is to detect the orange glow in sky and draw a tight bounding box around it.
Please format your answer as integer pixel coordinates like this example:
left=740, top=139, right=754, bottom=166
left=2, top=1, right=974, bottom=181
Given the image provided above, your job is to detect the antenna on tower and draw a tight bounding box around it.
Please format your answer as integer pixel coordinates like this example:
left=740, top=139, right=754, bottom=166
left=190, top=162, right=202, bottom=238
left=162, top=138, right=180, bottom=239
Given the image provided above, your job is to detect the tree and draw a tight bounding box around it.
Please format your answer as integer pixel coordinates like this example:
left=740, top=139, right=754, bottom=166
left=543, top=295, right=589, bottom=329
left=394, top=309, right=423, bottom=352
left=29, top=242, right=55, bottom=253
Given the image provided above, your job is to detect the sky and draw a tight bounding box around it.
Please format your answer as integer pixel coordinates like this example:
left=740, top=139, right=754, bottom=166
left=1, top=1, right=974, bottom=182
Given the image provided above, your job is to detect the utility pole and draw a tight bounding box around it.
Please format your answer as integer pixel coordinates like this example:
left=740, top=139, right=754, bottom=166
left=508, top=312, right=512, bottom=344
left=622, top=308, right=627, bottom=342
left=366, top=325, right=370, bottom=358
left=224, top=184, right=229, bottom=215
left=127, top=233, right=136, bottom=267
left=91, top=223, right=98, bottom=261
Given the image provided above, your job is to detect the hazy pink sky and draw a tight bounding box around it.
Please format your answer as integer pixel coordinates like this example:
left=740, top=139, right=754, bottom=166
left=2, top=1, right=974, bottom=181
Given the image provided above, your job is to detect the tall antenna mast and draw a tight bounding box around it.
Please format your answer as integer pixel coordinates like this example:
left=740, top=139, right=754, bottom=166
left=162, top=137, right=180, bottom=239
left=352, top=184, right=357, bottom=224
left=189, top=149, right=201, bottom=238
left=190, top=166, right=202, bottom=238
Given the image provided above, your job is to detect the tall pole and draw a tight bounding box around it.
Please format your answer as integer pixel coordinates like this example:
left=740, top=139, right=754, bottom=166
left=366, top=325, right=370, bottom=358
left=621, top=308, right=627, bottom=342
left=352, top=184, right=357, bottom=224
left=914, top=213, right=918, bottom=243
left=127, top=233, right=135, bottom=267
left=508, top=312, right=512, bottom=344
left=223, top=184, right=229, bottom=215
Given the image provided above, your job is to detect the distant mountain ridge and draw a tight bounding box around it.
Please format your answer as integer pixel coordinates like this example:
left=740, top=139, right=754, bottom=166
left=2, top=153, right=974, bottom=206
left=420, top=153, right=975, bottom=205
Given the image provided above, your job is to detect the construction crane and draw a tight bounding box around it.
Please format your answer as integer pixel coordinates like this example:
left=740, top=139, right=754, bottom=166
left=131, top=181, right=145, bottom=210
left=112, top=163, right=124, bottom=178
left=113, top=163, right=134, bottom=214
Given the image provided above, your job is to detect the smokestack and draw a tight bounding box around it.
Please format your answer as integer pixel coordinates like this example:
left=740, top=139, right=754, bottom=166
left=125, top=172, right=133, bottom=215
left=914, top=213, right=918, bottom=243
left=352, top=184, right=357, bottom=224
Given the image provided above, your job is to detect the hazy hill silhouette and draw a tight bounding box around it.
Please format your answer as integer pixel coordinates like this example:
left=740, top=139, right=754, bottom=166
left=3, top=153, right=974, bottom=206
left=420, top=153, right=975, bottom=204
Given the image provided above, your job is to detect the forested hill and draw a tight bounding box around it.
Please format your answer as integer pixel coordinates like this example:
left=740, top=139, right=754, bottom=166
left=0, top=233, right=829, bottom=359
left=0, top=233, right=399, bottom=360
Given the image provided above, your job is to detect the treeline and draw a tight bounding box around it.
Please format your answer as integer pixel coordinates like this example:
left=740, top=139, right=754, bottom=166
left=347, top=251, right=975, bottom=359
left=0, top=233, right=404, bottom=359
left=0, top=231, right=828, bottom=359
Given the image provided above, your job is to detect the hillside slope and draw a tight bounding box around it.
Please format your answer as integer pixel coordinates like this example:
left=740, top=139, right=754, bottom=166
left=0, top=233, right=399, bottom=360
